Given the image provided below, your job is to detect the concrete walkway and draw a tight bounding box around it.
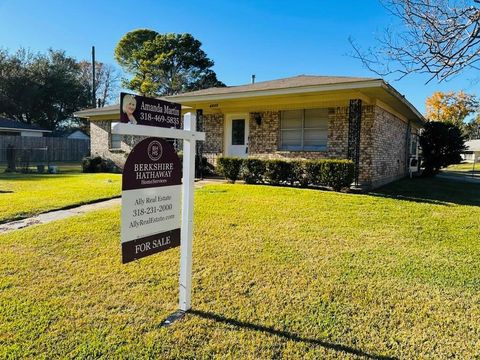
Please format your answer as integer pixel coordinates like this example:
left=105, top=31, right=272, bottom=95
left=0, top=198, right=121, bottom=233
left=0, top=179, right=225, bottom=234
left=438, top=171, right=480, bottom=184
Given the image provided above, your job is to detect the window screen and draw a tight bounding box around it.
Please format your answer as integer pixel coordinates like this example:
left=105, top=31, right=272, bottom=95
left=280, top=109, right=328, bottom=151
left=110, top=122, right=122, bottom=149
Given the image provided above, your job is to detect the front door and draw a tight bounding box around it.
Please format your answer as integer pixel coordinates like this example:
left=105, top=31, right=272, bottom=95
left=225, top=115, right=249, bottom=158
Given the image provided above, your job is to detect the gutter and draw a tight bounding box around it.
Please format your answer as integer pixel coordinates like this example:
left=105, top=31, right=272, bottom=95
left=166, top=80, right=385, bottom=103
left=381, top=81, right=426, bottom=124
left=74, top=107, right=119, bottom=118
left=0, top=127, right=51, bottom=133
left=74, top=80, right=425, bottom=125
left=74, top=104, right=192, bottom=118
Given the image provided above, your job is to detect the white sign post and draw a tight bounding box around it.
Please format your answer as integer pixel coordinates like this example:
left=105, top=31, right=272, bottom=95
left=113, top=112, right=204, bottom=315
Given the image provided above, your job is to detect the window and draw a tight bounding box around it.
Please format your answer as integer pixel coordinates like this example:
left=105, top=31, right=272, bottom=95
left=279, top=108, right=328, bottom=151
left=231, top=119, right=245, bottom=145
left=110, top=122, right=122, bottom=149
left=410, top=133, right=419, bottom=156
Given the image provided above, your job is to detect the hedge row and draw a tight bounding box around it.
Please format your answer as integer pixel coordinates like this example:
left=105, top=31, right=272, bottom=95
left=217, top=157, right=354, bottom=191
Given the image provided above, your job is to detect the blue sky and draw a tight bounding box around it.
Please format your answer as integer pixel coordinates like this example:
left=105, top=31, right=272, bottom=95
left=0, top=0, right=478, bottom=113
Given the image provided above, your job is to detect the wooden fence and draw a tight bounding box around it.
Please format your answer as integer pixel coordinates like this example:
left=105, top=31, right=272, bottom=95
left=0, top=136, right=90, bottom=164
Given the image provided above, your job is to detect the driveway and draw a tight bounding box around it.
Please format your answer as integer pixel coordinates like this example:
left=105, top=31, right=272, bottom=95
left=438, top=170, right=480, bottom=184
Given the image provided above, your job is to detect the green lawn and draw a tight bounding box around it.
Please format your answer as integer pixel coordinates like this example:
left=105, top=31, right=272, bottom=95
left=445, top=162, right=479, bottom=173
left=0, top=170, right=121, bottom=223
left=1, top=178, right=480, bottom=358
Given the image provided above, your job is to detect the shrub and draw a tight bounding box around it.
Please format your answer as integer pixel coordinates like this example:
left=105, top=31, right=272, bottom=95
left=216, top=157, right=354, bottom=191
left=264, top=160, right=291, bottom=185
left=419, top=121, right=466, bottom=176
left=318, top=159, right=354, bottom=190
left=304, top=160, right=322, bottom=186
left=242, top=158, right=266, bottom=184
left=82, top=156, right=116, bottom=173
left=217, top=157, right=243, bottom=183
left=195, top=155, right=215, bottom=177
left=289, top=160, right=308, bottom=187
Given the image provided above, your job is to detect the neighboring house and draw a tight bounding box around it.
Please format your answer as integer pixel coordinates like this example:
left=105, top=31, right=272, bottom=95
left=74, top=75, right=425, bottom=189
left=462, top=140, right=480, bottom=163
left=0, top=117, right=51, bottom=137
left=67, top=130, right=90, bottom=140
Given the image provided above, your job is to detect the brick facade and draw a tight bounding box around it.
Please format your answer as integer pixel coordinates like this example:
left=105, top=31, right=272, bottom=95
left=203, top=113, right=224, bottom=165
left=90, top=121, right=146, bottom=169
left=249, top=111, right=280, bottom=155
left=370, top=107, right=409, bottom=188
left=90, top=104, right=415, bottom=189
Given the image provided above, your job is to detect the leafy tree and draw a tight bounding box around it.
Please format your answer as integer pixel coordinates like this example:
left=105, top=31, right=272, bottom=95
left=419, top=121, right=466, bottom=176
left=0, top=49, right=40, bottom=124
left=114, top=30, right=225, bottom=96
left=350, top=0, right=480, bottom=82
left=0, top=48, right=91, bottom=131
left=425, top=90, right=480, bottom=139
left=425, top=91, right=479, bottom=128
left=114, top=29, right=157, bottom=74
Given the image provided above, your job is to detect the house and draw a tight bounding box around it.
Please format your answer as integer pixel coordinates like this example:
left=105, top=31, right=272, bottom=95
left=66, top=130, right=90, bottom=141
left=0, top=117, right=51, bottom=137
left=462, top=139, right=480, bottom=163
left=74, top=75, right=425, bottom=189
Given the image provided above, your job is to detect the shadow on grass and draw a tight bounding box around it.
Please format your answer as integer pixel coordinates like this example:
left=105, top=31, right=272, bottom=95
left=369, top=177, right=480, bottom=207
left=188, top=309, right=396, bottom=360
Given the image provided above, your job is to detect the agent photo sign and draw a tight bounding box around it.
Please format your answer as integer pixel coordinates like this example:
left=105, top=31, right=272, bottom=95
left=120, top=92, right=181, bottom=129
left=121, top=138, right=182, bottom=264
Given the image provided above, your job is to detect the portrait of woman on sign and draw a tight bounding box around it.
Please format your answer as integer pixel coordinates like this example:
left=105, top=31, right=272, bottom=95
left=121, top=94, right=137, bottom=124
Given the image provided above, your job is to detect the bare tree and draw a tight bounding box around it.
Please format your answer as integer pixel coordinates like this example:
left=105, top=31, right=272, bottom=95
left=79, top=61, right=120, bottom=107
left=350, top=0, right=480, bottom=83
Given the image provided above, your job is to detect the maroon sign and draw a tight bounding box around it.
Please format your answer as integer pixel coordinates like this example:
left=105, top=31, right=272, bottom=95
left=122, top=138, right=182, bottom=191
left=121, top=138, right=182, bottom=264
left=120, top=92, right=181, bottom=129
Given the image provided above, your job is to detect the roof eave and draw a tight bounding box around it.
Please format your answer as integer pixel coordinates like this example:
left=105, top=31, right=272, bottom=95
left=381, top=81, right=426, bottom=124
left=74, top=104, right=193, bottom=119
left=74, top=108, right=118, bottom=118
left=0, top=127, right=51, bottom=133
left=166, top=80, right=385, bottom=103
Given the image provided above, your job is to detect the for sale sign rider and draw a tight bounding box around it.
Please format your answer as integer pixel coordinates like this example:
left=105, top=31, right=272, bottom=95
left=121, top=138, right=182, bottom=264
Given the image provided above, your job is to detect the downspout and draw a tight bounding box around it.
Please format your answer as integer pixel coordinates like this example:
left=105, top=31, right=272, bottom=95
left=405, top=119, right=411, bottom=176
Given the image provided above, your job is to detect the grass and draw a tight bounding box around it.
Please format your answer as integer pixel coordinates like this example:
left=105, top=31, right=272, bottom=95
left=1, top=178, right=480, bottom=358
left=0, top=168, right=121, bottom=223
left=445, top=162, right=479, bottom=173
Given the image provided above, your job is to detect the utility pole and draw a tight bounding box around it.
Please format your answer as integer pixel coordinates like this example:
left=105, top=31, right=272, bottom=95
left=92, top=46, right=96, bottom=108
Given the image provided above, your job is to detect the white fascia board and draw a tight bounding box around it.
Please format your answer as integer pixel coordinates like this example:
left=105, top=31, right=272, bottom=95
left=166, top=80, right=385, bottom=103
left=74, top=108, right=118, bottom=118
left=74, top=105, right=192, bottom=118
left=381, top=82, right=426, bottom=123
left=0, top=127, right=51, bottom=133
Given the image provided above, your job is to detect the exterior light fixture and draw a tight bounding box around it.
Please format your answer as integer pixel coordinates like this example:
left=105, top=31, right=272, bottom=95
left=254, top=113, right=262, bottom=126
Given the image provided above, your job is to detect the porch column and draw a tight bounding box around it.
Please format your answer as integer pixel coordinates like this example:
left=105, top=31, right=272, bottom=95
left=348, top=99, right=362, bottom=186
left=196, top=109, right=204, bottom=179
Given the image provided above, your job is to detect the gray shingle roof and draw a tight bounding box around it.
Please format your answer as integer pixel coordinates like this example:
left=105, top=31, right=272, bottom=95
left=170, top=75, right=380, bottom=98
left=0, top=117, right=50, bottom=132
left=466, top=139, right=480, bottom=152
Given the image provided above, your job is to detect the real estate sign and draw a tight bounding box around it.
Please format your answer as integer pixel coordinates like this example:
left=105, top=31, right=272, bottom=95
left=120, top=92, right=181, bottom=129
left=121, top=138, right=182, bottom=264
